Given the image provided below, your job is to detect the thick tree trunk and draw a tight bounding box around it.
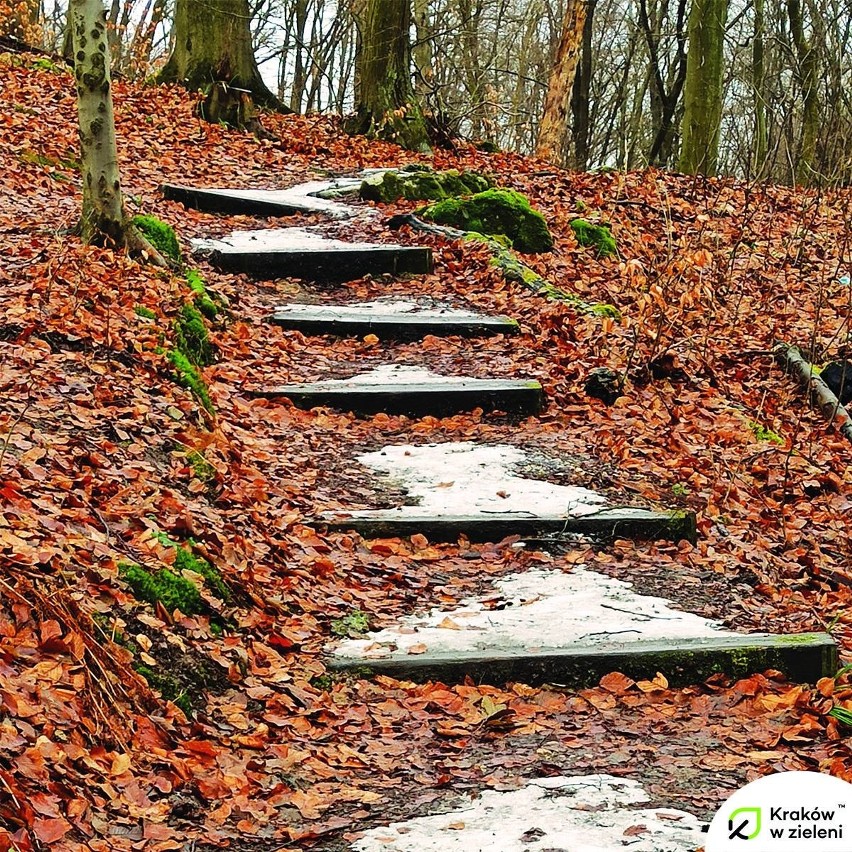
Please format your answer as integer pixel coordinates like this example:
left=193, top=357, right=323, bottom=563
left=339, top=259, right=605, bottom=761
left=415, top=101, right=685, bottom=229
left=678, top=0, right=729, bottom=175
left=157, top=0, right=281, bottom=117
left=352, top=0, right=430, bottom=152
left=536, top=0, right=588, bottom=167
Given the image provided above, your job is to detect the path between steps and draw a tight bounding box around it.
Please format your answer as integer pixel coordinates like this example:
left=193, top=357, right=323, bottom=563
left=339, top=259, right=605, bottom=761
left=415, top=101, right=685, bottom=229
left=169, top=176, right=838, bottom=850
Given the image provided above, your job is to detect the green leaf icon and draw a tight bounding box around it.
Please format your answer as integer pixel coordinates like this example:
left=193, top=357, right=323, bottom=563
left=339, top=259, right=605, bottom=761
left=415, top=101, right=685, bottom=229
left=728, top=807, right=762, bottom=840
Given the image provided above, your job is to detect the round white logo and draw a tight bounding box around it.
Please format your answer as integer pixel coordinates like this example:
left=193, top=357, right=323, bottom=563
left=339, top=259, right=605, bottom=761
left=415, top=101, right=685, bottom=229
left=707, top=771, right=852, bottom=850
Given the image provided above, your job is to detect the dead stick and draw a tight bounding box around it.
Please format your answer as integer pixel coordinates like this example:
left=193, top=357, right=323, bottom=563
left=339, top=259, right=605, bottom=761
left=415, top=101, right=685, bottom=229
left=773, top=342, right=852, bottom=443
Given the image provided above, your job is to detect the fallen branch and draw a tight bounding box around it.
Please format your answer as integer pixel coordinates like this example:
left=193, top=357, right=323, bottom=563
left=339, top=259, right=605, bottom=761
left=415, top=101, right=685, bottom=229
left=387, top=213, right=619, bottom=318
left=774, top=342, right=852, bottom=443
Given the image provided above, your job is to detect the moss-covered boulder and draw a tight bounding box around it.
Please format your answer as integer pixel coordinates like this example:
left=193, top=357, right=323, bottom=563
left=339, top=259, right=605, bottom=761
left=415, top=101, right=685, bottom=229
left=420, top=189, right=553, bottom=254
left=570, top=219, right=617, bottom=258
left=360, top=166, right=492, bottom=203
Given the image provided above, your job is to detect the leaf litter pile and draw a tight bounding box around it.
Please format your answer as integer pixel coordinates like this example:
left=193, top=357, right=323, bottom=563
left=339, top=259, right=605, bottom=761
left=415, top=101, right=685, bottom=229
left=1, top=55, right=851, bottom=852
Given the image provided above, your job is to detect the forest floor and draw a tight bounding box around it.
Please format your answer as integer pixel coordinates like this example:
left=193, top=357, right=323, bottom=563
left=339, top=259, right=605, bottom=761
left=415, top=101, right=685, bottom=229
left=1, top=53, right=852, bottom=852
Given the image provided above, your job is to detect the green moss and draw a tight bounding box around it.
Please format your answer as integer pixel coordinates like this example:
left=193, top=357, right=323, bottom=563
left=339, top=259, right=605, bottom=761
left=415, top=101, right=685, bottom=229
left=747, top=420, right=783, bottom=444
left=186, top=269, right=219, bottom=320
left=591, top=303, right=622, bottom=319
left=666, top=510, right=697, bottom=544
left=132, top=215, right=181, bottom=263
left=118, top=561, right=204, bottom=616
left=167, top=349, right=214, bottom=414
left=154, top=532, right=230, bottom=602
left=331, top=609, right=370, bottom=637
left=360, top=167, right=492, bottom=203
left=421, top=189, right=553, bottom=253
left=186, top=449, right=216, bottom=485
left=175, top=302, right=213, bottom=367
left=134, top=665, right=193, bottom=715
left=570, top=219, right=617, bottom=258
left=134, top=305, right=157, bottom=320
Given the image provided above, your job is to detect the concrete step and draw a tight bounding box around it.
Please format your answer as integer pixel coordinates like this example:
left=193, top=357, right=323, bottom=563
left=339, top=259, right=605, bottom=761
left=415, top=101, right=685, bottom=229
left=162, top=177, right=365, bottom=219
left=327, top=564, right=835, bottom=688
left=318, top=442, right=696, bottom=544
left=192, top=228, right=432, bottom=281
left=348, top=774, right=705, bottom=851
left=256, top=366, right=543, bottom=417
left=270, top=299, right=519, bottom=339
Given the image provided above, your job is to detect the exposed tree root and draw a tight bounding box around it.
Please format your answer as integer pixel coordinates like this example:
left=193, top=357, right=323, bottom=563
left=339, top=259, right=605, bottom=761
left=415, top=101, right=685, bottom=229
left=386, top=213, right=619, bottom=317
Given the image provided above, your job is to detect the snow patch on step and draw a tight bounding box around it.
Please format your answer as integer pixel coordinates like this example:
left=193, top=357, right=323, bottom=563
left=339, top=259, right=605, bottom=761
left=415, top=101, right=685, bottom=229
left=273, top=298, right=489, bottom=320
left=350, top=774, right=703, bottom=852
left=330, top=365, right=508, bottom=387
left=333, top=566, right=730, bottom=660
left=353, top=442, right=607, bottom=519
left=192, top=227, right=392, bottom=255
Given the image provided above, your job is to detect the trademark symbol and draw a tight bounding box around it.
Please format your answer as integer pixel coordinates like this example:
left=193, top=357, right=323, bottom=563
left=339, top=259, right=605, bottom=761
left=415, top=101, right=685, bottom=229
left=839, top=803, right=846, bottom=809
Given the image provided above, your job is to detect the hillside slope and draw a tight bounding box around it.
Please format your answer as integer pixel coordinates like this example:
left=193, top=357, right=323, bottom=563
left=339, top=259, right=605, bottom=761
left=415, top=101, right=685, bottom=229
left=1, top=54, right=851, bottom=851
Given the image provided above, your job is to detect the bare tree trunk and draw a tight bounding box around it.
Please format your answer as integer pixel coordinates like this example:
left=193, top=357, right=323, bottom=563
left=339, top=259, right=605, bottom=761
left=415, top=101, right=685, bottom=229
left=72, top=0, right=126, bottom=245
left=570, top=0, right=595, bottom=169
left=289, top=0, right=309, bottom=112
left=352, top=0, right=430, bottom=151
left=786, top=0, right=820, bottom=185
left=679, top=0, right=729, bottom=175
left=158, top=0, right=283, bottom=123
left=751, top=0, right=768, bottom=176
left=71, top=0, right=164, bottom=263
left=536, top=0, right=588, bottom=166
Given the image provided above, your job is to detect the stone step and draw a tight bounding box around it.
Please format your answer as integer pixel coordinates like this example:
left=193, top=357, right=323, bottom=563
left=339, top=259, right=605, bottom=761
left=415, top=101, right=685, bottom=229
left=256, top=366, right=543, bottom=417
left=270, top=299, right=519, bottom=339
left=318, top=442, right=696, bottom=544
left=349, top=774, right=705, bottom=851
left=328, top=564, right=835, bottom=687
left=162, top=177, right=366, bottom=219
left=192, top=228, right=432, bottom=281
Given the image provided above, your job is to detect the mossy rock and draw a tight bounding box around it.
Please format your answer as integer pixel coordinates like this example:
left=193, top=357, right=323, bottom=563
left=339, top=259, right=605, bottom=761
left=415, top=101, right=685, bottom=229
left=132, top=215, right=181, bottom=263
left=570, top=219, right=617, bottom=258
left=420, top=189, right=553, bottom=254
left=360, top=167, right=492, bottom=204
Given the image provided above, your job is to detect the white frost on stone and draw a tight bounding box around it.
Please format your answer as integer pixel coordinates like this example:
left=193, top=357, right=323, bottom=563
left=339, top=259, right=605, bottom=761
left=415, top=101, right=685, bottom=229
left=333, top=566, right=730, bottom=660
left=273, top=298, right=489, bottom=320
left=352, top=442, right=606, bottom=519
left=192, top=227, right=396, bottom=255
left=350, top=774, right=704, bottom=852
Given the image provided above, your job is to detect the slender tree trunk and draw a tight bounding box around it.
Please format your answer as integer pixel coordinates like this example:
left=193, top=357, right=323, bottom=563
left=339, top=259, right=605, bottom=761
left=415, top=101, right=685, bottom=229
left=158, top=0, right=282, bottom=122
left=71, top=0, right=127, bottom=245
left=570, top=0, right=595, bottom=169
left=678, top=0, right=729, bottom=175
left=71, top=0, right=164, bottom=263
left=751, top=0, right=768, bottom=176
left=289, top=0, right=308, bottom=112
left=786, top=0, right=819, bottom=185
left=352, top=0, right=430, bottom=151
left=536, top=0, right=588, bottom=166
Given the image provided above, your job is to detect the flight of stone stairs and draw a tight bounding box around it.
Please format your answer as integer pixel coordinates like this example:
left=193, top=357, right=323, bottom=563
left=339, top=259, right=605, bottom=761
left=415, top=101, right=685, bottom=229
left=165, top=175, right=837, bottom=851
